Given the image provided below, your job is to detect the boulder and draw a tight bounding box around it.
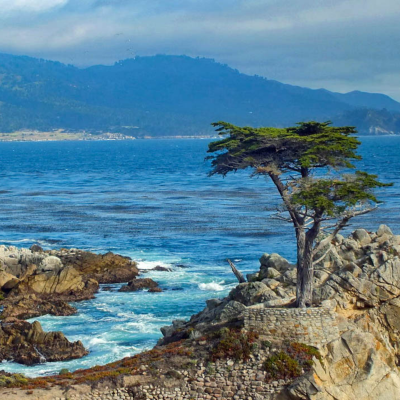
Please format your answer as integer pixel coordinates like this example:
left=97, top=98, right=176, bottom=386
left=14, top=267, right=99, bottom=302
left=119, top=278, right=159, bottom=292
left=218, top=300, right=246, bottom=321
left=0, top=271, right=19, bottom=291
left=228, top=282, right=278, bottom=306
left=377, top=224, right=393, bottom=237
left=148, top=287, right=163, bottom=293
left=0, top=319, right=88, bottom=366
left=246, top=272, right=259, bottom=282
left=38, top=256, right=63, bottom=273
left=353, top=229, right=372, bottom=246
left=151, top=266, right=173, bottom=272
left=55, top=250, right=139, bottom=284
left=30, top=244, right=43, bottom=253
left=259, top=253, right=290, bottom=272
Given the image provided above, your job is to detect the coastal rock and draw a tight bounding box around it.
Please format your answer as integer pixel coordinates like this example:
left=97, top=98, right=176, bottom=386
left=30, top=244, right=43, bottom=253
left=55, top=250, right=139, bottom=284
left=287, top=328, right=400, bottom=400
left=119, top=278, right=159, bottom=292
left=150, top=265, right=173, bottom=272
left=259, top=253, right=291, bottom=272
left=0, top=270, right=19, bottom=291
left=228, top=282, right=278, bottom=306
left=377, top=224, right=393, bottom=237
left=1, top=295, right=77, bottom=320
left=352, top=228, right=372, bottom=245
left=0, top=319, right=88, bottom=366
left=148, top=287, right=163, bottom=292
left=38, top=256, right=63, bottom=273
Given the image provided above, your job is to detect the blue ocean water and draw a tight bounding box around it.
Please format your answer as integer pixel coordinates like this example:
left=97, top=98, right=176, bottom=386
left=0, top=137, right=399, bottom=376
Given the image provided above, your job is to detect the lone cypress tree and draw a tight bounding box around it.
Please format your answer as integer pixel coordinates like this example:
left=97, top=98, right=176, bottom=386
left=207, top=121, right=391, bottom=308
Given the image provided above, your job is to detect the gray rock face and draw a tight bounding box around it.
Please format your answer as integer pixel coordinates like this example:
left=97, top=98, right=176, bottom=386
left=287, top=328, right=400, bottom=400
left=228, top=282, right=278, bottom=306
left=259, top=253, right=291, bottom=273
left=38, top=256, right=63, bottom=273
left=377, top=224, right=393, bottom=237
left=353, top=228, right=372, bottom=246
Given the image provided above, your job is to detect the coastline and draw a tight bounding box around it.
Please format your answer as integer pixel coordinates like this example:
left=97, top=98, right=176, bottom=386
left=0, top=130, right=398, bottom=142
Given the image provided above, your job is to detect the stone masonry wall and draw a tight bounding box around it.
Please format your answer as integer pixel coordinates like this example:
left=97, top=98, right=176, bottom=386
left=50, top=307, right=339, bottom=400
left=243, top=306, right=339, bottom=348
left=52, top=349, right=287, bottom=400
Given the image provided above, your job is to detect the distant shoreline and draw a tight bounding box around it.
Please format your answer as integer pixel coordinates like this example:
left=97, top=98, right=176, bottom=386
left=0, top=131, right=218, bottom=142
left=0, top=132, right=398, bottom=143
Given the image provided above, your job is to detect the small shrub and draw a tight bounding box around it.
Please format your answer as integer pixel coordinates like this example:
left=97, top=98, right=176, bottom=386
left=210, top=328, right=259, bottom=362
left=262, top=340, right=272, bottom=349
left=263, top=342, right=322, bottom=382
left=288, top=342, right=322, bottom=363
left=59, top=368, right=70, bottom=375
left=264, top=351, right=301, bottom=380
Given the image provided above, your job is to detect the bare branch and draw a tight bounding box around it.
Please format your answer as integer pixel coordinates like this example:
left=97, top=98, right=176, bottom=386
left=227, top=259, right=246, bottom=283
left=313, top=244, right=333, bottom=265
left=313, top=206, right=377, bottom=256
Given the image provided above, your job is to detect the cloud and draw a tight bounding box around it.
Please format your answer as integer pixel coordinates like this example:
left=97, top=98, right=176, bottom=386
left=0, top=0, right=68, bottom=14
left=0, top=0, right=399, bottom=100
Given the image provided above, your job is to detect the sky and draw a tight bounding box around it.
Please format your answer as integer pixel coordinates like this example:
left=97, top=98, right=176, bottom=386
left=0, top=0, right=399, bottom=100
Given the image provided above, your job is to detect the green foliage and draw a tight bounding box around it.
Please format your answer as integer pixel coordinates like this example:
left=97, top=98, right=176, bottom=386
left=264, top=351, right=302, bottom=380
left=208, top=120, right=361, bottom=174
left=0, top=291, right=4, bottom=301
left=292, top=171, right=392, bottom=217
left=59, top=368, right=70, bottom=375
left=210, top=328, right=259, bottom=362
left=263, top=342, right=321, bottom=381
left=0, top=373, right=28, bottom=387
left=208, top=121, right=390, bottom=219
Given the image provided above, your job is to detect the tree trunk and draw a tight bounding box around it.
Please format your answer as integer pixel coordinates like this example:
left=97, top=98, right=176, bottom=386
left=296, top=221, right=320, bottom=308
left=295, top=227, right=306, bottom=305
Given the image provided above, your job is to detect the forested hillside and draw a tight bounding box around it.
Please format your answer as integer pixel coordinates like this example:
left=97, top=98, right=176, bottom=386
left=1, top=53, right=399, bottom=136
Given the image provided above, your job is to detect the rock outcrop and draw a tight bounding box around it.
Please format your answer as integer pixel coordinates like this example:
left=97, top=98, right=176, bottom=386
left=119, top=278, right=160, bottom=292
left=0, top=295, right=77, bottom=320
left=0, top=246, right=141, bottom=319
left=0, top=319, right=88, bottom=366
left=158, top=225, right=400, bottom=399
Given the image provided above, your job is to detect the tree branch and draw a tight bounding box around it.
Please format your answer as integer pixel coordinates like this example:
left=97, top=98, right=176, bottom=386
left=313, top=206, right=377, bottom=256
left=227, top=259, right=246, bottom=283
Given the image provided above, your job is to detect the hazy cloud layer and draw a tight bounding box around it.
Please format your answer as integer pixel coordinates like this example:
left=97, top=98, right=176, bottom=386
left=0, top=0, right=399, bottom=100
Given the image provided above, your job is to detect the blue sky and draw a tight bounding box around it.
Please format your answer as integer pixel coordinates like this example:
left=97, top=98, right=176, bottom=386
left=1, top=0, right=399, bottom=100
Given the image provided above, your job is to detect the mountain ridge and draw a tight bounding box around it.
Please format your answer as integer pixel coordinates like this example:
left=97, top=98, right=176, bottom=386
left=0, top=53, right=399, bottom=136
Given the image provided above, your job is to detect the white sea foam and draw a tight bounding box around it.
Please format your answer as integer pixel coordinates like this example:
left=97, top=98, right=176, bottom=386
left=198, top=281, right=226, bottom=291
left=3, top=238, right=35, bottom=244
left=88, top=337, right=109, bottom=347
left=137, top=260, right=174, bottom=270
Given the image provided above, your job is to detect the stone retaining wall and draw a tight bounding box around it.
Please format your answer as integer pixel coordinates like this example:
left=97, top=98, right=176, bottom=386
left=50, top=308, right=339, bottom=400
left=51, top=349, right=287, bottom=400
left=243, top=306, right=339, bottom=347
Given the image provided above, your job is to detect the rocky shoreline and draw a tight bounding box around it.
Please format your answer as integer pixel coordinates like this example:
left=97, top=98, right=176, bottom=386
left=1, top=225, right=400, bottom=399
left=0, top=245, right=164, bottom=367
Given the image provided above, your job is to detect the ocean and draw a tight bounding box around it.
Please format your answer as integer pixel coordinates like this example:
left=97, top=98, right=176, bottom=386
left=0, top=136, right=399, bottom=376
